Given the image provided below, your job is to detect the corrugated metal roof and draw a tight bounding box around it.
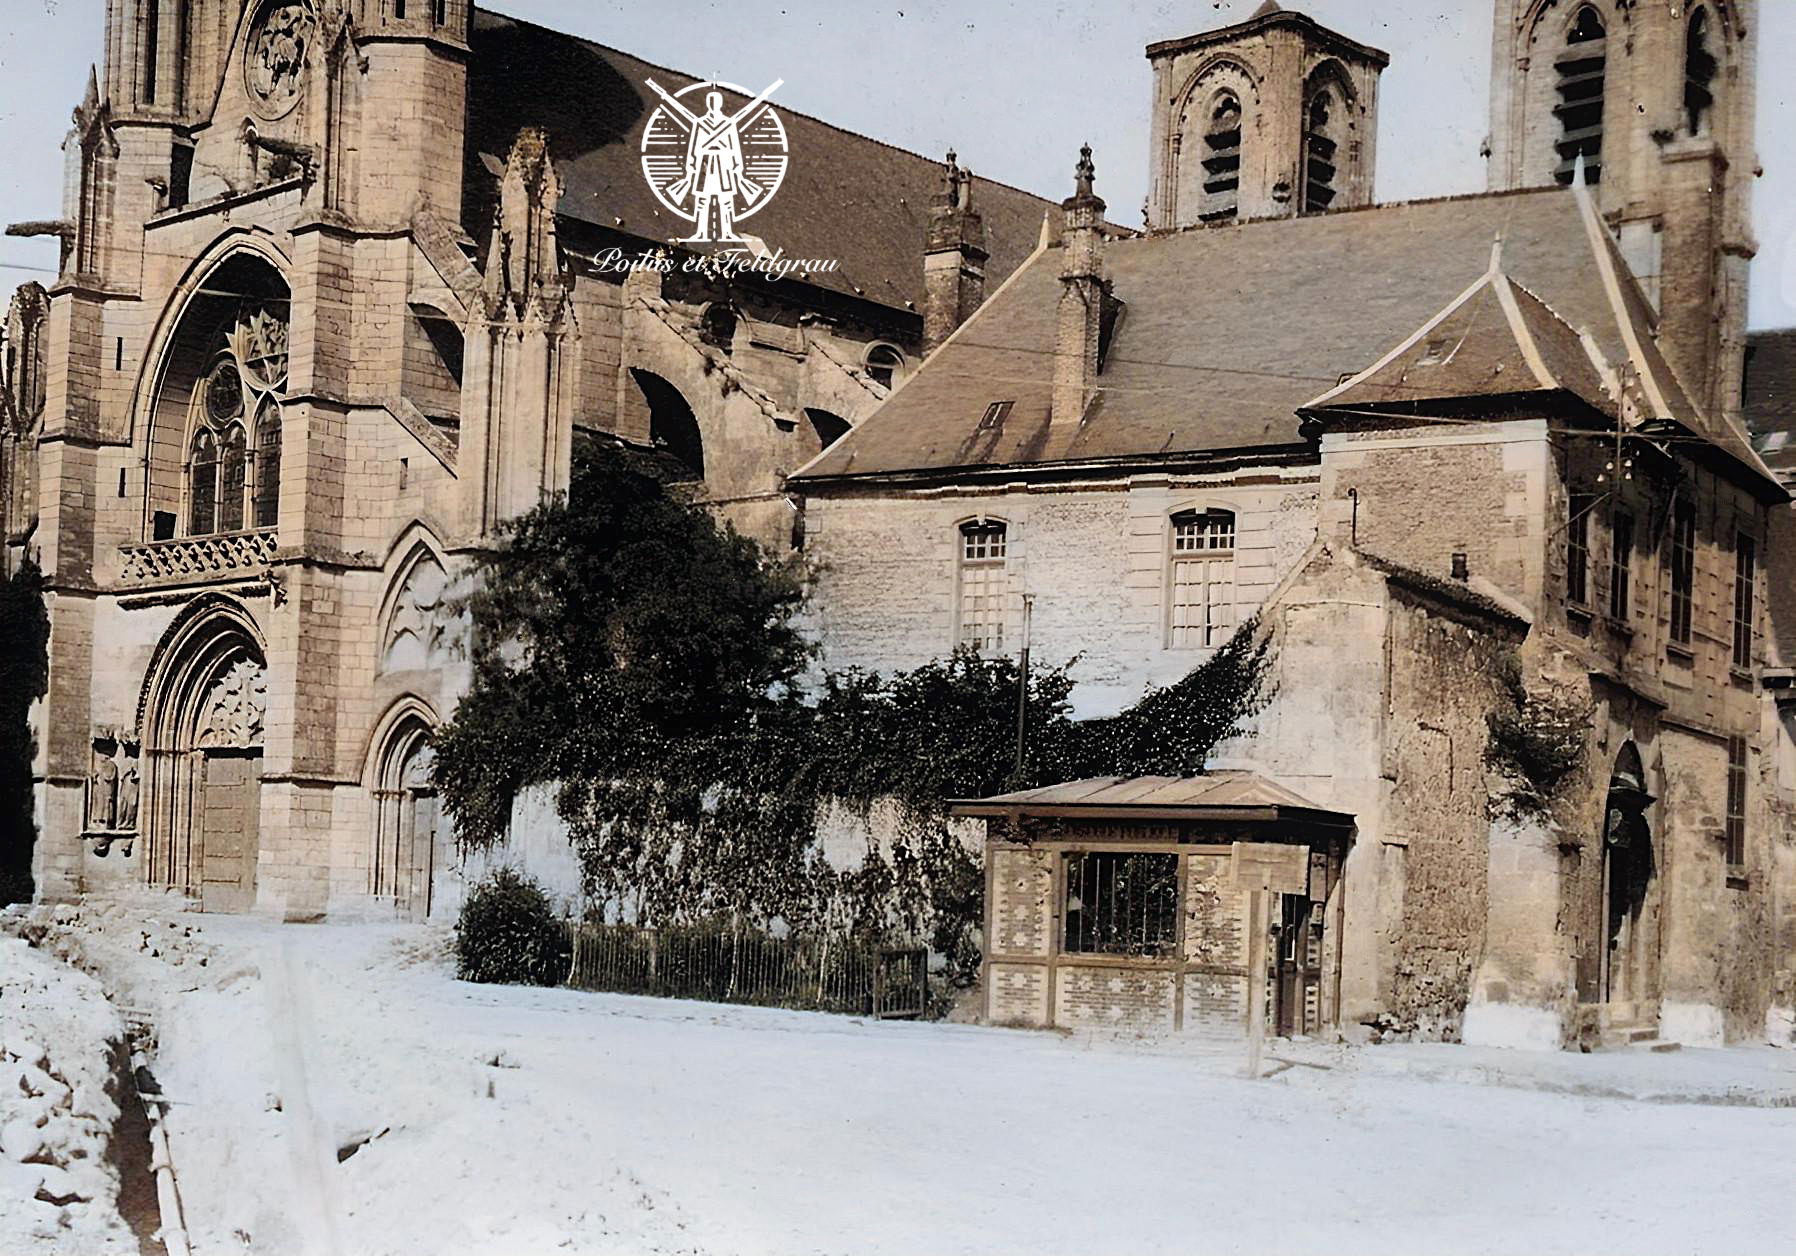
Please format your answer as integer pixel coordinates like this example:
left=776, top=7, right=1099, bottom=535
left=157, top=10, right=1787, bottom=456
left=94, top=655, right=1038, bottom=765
left=949, top=772, right=1352, bottom=822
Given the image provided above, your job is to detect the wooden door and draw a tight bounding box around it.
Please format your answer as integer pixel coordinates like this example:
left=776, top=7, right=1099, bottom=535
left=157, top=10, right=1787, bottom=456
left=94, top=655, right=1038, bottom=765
left=404, top=789, right=440, bottom=920
left=200, top=751, right=260, bottom=913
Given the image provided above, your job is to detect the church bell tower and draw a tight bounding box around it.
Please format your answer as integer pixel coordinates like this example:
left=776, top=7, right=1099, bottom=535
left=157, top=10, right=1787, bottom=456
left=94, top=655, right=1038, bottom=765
left=1487, top=0, right=1757, bottom=423
left=1146, top=2, right=1387, bottom=229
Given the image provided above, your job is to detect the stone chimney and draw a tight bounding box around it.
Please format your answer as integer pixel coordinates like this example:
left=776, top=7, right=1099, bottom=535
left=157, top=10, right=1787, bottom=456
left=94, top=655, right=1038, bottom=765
left=1051, top=144, right=1106, bottom=436
left=922, top=150, right=988, bottom=355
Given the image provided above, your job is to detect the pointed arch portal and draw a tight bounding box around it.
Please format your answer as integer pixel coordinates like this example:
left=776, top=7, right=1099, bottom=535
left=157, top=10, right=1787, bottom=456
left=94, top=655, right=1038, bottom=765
left=367, top=699, right=448, bottom=920
left=137, top=597, right=268, bottom=912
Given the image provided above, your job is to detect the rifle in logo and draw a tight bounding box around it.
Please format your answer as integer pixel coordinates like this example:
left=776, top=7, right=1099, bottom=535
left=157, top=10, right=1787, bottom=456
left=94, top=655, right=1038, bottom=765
left=641, top=78, right=789, bottom=245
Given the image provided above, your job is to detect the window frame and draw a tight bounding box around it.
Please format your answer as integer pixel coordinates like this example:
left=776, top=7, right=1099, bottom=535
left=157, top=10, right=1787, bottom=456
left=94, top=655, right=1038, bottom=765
left=1061, top=850, right=1180, bottom=958
left=1732, top=530, right=1755, bottom=670
left=1724, top=734, right=1747, bottom=870
left=864, top=342, right=905, bottom=390
left=1668, top=499, right=1696, bottom=647
left=1166, top=507, right=1238, bottom=650
left=1608, top=509, right=1632, bottom=621
left=1566, top=491, right=1594, bottom=608
left=955, top=518, right=1010, bottom=653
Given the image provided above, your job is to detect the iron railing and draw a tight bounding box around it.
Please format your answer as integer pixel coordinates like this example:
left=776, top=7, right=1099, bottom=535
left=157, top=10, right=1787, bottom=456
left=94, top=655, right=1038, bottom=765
left=564, top=922, right=928, bottom=1019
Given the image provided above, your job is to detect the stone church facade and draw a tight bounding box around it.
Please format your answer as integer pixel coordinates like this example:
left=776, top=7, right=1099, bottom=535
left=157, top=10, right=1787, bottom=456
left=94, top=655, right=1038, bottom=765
left=0, top=2, right=1049, bottom=919
left=795, top=1, right=1796, bottom=1047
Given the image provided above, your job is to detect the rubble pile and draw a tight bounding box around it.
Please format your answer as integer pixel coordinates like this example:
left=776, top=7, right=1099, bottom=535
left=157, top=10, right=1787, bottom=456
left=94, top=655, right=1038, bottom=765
left=0, top=932, right=136, bottom=1254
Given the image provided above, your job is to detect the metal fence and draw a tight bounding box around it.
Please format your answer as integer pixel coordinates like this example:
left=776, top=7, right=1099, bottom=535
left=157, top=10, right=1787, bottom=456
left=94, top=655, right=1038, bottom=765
left=564, top=922, right=928, bottom=1019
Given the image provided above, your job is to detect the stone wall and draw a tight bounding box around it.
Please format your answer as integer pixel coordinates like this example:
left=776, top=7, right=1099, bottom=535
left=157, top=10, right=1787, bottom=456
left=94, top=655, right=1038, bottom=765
left=804, top=472, right=1318, bottom=716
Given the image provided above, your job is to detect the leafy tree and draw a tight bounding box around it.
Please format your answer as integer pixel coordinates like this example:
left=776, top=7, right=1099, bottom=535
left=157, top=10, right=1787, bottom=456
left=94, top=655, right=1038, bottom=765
left=432, top=442, right=809, bottom=849
left=434, top=445, right=1272, bottom=985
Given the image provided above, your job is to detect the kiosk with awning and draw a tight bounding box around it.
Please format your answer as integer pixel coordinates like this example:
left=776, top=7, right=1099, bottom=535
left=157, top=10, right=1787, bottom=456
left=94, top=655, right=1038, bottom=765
left=951, top=773, right=1356, bottom=1037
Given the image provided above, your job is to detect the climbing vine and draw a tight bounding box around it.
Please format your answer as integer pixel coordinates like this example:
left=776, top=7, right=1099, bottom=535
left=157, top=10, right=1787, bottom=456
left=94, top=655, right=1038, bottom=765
left=433, top=445, right=1272, bottom=985
left=1484, top=655, right=1592, bottom=823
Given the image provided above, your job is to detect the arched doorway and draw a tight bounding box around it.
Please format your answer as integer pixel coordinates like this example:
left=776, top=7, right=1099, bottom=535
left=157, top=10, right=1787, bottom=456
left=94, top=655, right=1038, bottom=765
left=1600, top=742, right=1657, bottom=1009
left=138, top=599, right=267, bottom=912
left=368, top=705, right=448, bottom=920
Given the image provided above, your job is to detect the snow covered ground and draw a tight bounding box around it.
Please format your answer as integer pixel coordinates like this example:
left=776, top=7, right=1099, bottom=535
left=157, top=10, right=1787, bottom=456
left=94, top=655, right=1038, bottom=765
left=13, top=898, right=1796, bottom=1256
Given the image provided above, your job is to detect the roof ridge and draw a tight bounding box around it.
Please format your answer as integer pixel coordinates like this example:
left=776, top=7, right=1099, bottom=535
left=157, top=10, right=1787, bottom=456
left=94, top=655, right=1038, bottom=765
left=1121, top=185, right=1577, bottom=248
left=471, top=5, right=1056, bottom=208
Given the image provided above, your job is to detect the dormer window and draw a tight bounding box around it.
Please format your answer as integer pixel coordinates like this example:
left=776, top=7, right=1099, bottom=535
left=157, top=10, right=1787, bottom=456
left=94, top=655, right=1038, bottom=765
left=866, top=343, right=905, bottom=389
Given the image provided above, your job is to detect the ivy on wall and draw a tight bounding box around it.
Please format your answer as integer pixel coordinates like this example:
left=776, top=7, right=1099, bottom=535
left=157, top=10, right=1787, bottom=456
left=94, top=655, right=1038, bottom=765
left=434, top=446, right=1270, bottom=982
left=1484, top=655, right=1592, bottom=823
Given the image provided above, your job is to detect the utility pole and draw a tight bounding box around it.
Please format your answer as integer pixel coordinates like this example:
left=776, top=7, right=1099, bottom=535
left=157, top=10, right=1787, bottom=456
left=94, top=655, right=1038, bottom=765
left=1012, top=594, right=1035, bottom=784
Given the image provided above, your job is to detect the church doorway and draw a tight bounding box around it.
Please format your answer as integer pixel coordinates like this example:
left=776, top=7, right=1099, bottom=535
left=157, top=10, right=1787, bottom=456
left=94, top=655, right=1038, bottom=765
left=139, top=603, right=268, bottom=913
left=370, top=709, right=448, bottom=920
left=1599, top=742, right=1657, bottom=1011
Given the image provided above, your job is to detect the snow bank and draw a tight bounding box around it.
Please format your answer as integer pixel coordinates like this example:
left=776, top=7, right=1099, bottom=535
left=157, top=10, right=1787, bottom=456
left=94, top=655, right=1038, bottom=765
left=23, top=900, right=1796, bottom=1256
left=0, top=931, right=136, bottom=1255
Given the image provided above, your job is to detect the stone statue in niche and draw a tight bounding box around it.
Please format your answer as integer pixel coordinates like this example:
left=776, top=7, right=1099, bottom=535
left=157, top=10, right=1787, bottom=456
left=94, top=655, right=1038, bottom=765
left=87, top=744, right=117, bottom=832
left=86, top=735, right=141, bottom=855
left=116, top=757, right=140, bottom=832
left=245, top=2, right=316, bottom=120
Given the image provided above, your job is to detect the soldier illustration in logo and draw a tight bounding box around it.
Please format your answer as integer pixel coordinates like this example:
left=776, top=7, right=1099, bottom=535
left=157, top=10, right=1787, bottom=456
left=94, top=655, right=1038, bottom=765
left=643, top=79, right=788, bottom=245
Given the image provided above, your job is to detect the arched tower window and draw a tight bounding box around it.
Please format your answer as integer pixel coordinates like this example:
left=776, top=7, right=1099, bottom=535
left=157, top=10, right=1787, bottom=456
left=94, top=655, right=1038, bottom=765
left=1301, top=89, right=1339, bottom=213
left=1200, top=91, right=1243, bottom=222
left=1553, top=5, right=1607, bottom=186
left=1684, top=7, right=1718, bottom=136
left=185, top=304, right=288, bottom=536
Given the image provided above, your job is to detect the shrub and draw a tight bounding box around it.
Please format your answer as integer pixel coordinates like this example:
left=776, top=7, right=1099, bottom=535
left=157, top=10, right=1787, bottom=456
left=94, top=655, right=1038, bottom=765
left=454, top=868, right=570, bottom=987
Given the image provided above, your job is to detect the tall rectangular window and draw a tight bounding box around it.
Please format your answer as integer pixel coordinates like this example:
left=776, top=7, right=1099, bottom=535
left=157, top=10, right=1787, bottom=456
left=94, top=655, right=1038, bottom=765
left=1609, top=511, right=1632, bottom=620
left=1062, top=851, right=1179, bottom=957
left=956, top=520, right=1008, bottom=652
left=1169, top=509, right=1236, bottom=648
left=1725, top=735, right=1747, bottom=869
left=1567, top=492, right=1593, bottom=606
left=1669, top=499, right=1696, bottom=646
left=1733, top=532, right=1755, bottom=669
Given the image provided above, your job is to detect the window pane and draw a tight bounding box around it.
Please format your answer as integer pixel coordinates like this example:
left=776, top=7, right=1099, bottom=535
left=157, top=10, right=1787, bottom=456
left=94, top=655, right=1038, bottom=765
left=218, top=425, right=246, bottom=532
left=1062, top=851, right=1179, bottom=957
left=1669, top=502, right=1695, bottom=645
left=1733, top=534, right=1755, bottom=668
left=254, top=404, right=282, bottom=529
left=189, top=432, right=216, bottom=535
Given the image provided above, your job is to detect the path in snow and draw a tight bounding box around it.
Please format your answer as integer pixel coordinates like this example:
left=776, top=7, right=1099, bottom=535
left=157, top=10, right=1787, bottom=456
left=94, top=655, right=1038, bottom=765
left=24, top=903, right=1796, bottom=1256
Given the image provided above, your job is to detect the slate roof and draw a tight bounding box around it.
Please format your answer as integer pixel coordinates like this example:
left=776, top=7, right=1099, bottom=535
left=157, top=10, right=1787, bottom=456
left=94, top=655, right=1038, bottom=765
left=1302, top=265, right=1616, bottom=416
left=792, top=184, right=1779, bottom=498
left=948, top=772, right=1352, bottom=823
left=465, top=9, right=1055, bottom=313
left=1744, top=328, right=1796, bottom=479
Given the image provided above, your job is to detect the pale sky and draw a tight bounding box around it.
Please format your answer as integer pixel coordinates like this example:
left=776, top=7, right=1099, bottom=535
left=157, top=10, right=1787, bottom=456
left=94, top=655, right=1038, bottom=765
left=2, top=1, right=1793, bottom=328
